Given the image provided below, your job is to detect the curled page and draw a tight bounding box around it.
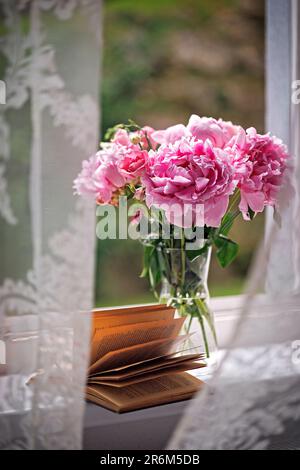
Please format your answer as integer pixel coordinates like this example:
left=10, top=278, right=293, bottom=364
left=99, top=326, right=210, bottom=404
left=88, top=334, right=191, bottom=375
left=90, top=317, right=185, bottom=364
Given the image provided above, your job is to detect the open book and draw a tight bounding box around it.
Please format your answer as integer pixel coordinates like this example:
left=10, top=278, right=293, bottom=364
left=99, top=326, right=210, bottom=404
left=87, top=304, right=205, bottom=413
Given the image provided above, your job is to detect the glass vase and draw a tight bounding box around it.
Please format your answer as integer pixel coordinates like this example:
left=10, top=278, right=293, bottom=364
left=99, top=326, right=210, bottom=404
left=157, top=245, right=218, bottom=372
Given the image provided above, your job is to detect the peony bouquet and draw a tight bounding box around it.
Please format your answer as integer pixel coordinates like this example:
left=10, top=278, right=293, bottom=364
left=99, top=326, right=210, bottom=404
left=74, top=115, right=289, bottom=359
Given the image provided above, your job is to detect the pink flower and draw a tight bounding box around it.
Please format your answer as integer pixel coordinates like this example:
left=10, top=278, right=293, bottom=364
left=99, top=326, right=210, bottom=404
left=74, top=153, right=98, bottom=197
left=74, top=146, right=126, bottom=205
left=187, top=115, right=240, bottom=148
left=142, top=136, right=236, bottom=227
left=152, top=124, right=187, bottom=145
left=138, top=126, right=158, bottom=150
left=118, top=145, right=147, bottom=179
left=111, top=129, right=148, bottom=179
left=113, top=127, right=157, bottom=150
left=230, top=128, right=289, bottom=218
left=151, top=114, right=240, bottom=149
left=74, top=134, right=148, bottom=205
left=112, top=128, right=131, bottom=146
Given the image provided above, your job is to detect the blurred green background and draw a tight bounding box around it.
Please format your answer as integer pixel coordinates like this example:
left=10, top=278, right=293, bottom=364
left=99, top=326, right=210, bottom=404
left=96, top=0, right=265, bottom=307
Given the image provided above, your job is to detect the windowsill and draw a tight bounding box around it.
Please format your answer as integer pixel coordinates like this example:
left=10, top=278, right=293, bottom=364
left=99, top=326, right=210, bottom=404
left=83, top=294, right=244, bottom=450
left=211, top=294, right=244, bottom=348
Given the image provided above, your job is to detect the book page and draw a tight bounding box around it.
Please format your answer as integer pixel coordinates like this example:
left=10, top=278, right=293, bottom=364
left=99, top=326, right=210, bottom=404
left=91, top=308, right=175, bottom=335
left=91, top=353, right=204, bottom=381
left=90, top=317, right=185, bottom=364
left=93, top=304, right=173, bottom=316
left=89, top=361, right=203, bottom=387
left=105, top=348, right=204, bottom=374
left=86, top=372, right=203, bottom=412
left=88, top=334, right=190, bottom=375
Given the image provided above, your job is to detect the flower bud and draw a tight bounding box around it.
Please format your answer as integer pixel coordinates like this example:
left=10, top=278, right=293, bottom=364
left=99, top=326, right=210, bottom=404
left=131, top=134, right=141, bottom=145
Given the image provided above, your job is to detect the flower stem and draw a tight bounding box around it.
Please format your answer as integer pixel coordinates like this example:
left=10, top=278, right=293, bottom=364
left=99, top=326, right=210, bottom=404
left=185, top=312, right=193, bottom=334
left=181, top=229, right=186, bottom=290
left=195, top=297, right=217, bottom=345
left=197, top=312, right=210, bottom=358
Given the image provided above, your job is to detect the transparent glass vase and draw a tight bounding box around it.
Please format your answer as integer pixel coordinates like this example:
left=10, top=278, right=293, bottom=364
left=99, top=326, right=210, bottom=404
left=157, top=245, right=218, bottom=372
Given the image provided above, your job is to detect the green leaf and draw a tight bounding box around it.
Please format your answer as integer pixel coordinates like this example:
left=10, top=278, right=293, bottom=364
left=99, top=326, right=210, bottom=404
left=149, top=255, right=161, bottom=286
left=186, top=245, right=210, bottom=262
left=215, top=234, right=239, bottom=268
left=148, top=251, right=161, bottom=299
left=219, top=211, right=236, bottom=236
left=140, top=245, right=154, bottom=278
left=127, top=119, right=141, bottom=130
left=104, top=123, right=128, bottom=141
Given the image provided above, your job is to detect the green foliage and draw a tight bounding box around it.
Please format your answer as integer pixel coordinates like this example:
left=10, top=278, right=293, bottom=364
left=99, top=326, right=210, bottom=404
left=186, top=245, right=210, bottom=262
left=140, top=244, right=154, bottom=278
left=214, top=234, right=239, bottom=268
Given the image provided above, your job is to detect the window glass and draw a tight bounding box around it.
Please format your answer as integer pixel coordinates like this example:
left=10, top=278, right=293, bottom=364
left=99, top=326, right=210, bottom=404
left=96, top=0, right=265, bottom=307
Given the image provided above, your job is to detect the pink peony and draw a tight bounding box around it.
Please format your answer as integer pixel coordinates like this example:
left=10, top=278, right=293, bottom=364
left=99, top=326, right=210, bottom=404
left=74, top=134, right=148, bottom=205
left=118, top=145, right=147, bottom=179
left=75, top=115, right=290, bottom=229
left=74, top=149, right=125, bottom=205
left=151, top=114, right=240, bottom=148
left=230, top=127, right=289, bottom=218
left=152, top=124, right=187, bottom=145
left=142, top=136, right=236, bottom=227
left=138, top=126, right=158, bottom=150
left=186, top=115, right=240, bottom=148
left=112, top=129, right=150, bottom=179
left=112, top=128, right=131, bottom=146
left=113, top=126, right=157, bottom=150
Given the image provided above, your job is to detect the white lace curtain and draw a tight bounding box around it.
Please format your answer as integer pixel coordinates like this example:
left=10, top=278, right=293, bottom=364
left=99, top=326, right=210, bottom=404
left=0, top=0, right=101, bottom=449
left=169, top=0, right=300, bottom=450
left=1, top=0, right=299, bottom=452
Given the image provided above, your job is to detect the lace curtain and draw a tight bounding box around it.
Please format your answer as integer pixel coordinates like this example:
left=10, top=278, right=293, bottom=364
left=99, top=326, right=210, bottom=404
left=169, top=0, right=300, bottom=450
left=0, top=0, right=101, bottom=449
